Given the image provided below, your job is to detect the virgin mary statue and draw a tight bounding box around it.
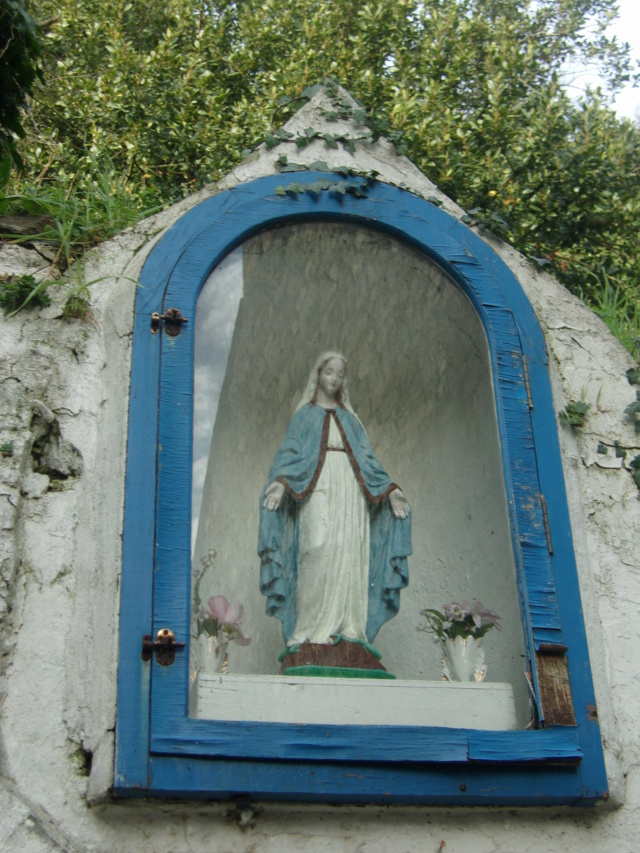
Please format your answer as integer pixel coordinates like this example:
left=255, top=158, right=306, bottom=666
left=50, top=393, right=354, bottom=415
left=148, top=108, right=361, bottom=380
left=258, top=352, right=411, bottom=651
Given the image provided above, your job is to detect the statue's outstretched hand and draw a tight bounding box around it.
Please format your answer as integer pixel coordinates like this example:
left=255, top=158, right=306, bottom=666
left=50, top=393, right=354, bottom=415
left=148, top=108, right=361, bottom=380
left=263, top=481, right=286, bottom=511
left=389, top=488, right=410, bottom=519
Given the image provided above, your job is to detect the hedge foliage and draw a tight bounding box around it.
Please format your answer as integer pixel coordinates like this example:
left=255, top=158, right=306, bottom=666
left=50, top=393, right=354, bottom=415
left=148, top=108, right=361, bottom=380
left=4, top=0, right=640, bottom=318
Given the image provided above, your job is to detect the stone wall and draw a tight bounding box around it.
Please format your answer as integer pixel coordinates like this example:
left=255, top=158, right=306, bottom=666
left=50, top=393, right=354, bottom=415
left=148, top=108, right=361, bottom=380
left=0, top=90, right=638, bottom=852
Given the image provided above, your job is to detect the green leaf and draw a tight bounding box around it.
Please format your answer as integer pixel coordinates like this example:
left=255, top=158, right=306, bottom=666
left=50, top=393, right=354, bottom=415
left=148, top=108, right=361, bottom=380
left=421, top=609, right=445, bottom=621
left=341, top=138, right=356, bottom=154
left=322, top=133, right=338, bottom=149
left=300, top=85, right=323, bottom=100
left=324, top=111, right=339, bottom=121
left=264, top=134, right=280, bottom=150
left=275, top=127, right=294, bottom=140
left=626, top=368, right=640, bottom=385
left=305, top=179, right=332, bottom=194
left=308, top=160, right=329, bottom=172
left=561, top=400, right=591, bottom=427
left=596, top=442, right=608, bottom=454
left=0, top=156, right=12, bottom=191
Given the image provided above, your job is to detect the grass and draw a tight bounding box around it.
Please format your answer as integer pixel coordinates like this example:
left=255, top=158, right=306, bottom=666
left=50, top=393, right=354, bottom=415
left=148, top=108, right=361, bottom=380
left=2, top=159, right=163, bottom=271
left=587, top=270, right=640, bottom=358
left=0, top=155, right=165, bottom=317
left=62, top=290, right=91, bottom=321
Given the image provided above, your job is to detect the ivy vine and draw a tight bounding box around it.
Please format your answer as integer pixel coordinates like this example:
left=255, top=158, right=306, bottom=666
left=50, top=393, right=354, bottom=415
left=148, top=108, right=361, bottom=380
left=260, top=80, right=407, bottom=158
left=273, top=156, right=379, bottom=198
left=321, top=79, right=407, bottom=155
left=623, top=365, right=640, bottom=490
left=597, top=363, right=640, bottom=492
left=264, top=124, right=369, bottom=155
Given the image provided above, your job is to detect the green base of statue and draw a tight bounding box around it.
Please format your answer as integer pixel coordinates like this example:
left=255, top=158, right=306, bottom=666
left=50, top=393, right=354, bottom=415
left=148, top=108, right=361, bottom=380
left=281, top=664, right=395, bottom=679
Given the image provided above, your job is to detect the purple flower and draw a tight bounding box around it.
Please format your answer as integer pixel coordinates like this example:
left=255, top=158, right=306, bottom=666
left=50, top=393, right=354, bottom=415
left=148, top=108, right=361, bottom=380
left=422, top=599, right=501, bottom=640
left=444, top=602, right=467, bottom=621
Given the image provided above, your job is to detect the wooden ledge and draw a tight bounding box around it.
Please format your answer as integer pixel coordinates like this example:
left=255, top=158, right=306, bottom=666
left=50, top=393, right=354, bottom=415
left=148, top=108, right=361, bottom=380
left=194, top=674, right=518, bottom=730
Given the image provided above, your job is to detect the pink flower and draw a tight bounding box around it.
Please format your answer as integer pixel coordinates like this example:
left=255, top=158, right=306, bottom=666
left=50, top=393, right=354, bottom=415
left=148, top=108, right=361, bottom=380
left=469, top=600, right=501, bottom=630
left=200, top=595, right=251, bottom=645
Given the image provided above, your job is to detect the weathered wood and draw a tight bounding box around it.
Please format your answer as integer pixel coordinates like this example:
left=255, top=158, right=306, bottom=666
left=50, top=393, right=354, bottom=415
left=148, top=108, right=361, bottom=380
left=151, top=720, right=582, bottom=764
left=535, top=651, right=577, bottom=726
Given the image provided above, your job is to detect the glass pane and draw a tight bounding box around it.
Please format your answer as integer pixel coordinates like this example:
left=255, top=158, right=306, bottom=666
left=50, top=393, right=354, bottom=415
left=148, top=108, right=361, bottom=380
left=190, top=222, right=530, bottom=727
left=191, top=247, right=243, bottom=551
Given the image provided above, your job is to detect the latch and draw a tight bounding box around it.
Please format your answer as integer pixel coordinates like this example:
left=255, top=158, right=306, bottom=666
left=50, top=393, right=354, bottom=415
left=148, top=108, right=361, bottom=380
left=141, top=628, right=186, bottom=666
left=150, top=308, right=189, bottom=337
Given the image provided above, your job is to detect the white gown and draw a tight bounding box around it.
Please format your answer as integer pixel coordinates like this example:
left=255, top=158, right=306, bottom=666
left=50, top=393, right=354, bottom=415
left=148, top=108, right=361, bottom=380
left=288, top=415, right=370, bottom=645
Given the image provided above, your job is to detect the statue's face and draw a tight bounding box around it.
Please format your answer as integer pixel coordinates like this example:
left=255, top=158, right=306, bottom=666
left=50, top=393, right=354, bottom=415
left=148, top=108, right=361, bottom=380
left=318, top=358, right=346, bottom=401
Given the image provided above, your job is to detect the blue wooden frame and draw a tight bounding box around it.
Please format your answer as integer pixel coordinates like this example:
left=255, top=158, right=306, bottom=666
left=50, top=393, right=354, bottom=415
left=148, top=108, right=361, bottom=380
left=115, top=173, right=607, bottom=804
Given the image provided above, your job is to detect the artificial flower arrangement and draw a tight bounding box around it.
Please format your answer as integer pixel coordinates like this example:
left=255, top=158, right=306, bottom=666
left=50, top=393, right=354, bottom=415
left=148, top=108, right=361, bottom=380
left=421, top=600, right=501, bottom=641
left=197, top=595, right=252, bottom=647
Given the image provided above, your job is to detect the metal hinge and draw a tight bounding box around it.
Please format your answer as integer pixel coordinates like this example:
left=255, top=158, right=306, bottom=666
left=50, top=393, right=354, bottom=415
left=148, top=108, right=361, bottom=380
left=141, top=628, right=186, bottom=666
left=151, top=308, right=189, bottom=336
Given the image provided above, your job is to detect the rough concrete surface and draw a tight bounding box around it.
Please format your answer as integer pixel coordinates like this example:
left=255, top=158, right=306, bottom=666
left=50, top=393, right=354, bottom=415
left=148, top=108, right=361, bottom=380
left=0, top=88, right=638, bottom=851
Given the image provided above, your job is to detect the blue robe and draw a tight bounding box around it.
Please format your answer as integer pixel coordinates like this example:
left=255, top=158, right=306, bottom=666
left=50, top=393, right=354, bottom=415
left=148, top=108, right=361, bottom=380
left=258, top=404, right=411, bottom=643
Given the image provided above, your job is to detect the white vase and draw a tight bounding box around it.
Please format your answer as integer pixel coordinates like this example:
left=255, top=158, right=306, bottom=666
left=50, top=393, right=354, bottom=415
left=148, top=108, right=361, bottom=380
left=441, top=635, right=486, bottom=682
left=191, top=635, right=229, bottom=677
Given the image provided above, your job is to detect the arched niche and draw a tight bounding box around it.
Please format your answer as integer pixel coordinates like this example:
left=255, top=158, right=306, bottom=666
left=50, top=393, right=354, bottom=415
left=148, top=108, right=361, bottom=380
left=190, top=220, right=529, bottom=723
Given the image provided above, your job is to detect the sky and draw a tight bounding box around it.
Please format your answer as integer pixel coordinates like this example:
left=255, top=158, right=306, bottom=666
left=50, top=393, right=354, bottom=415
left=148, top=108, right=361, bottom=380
left=570, top=0, right=640, bottom=120
left=604, top=0, right=640, bottom=118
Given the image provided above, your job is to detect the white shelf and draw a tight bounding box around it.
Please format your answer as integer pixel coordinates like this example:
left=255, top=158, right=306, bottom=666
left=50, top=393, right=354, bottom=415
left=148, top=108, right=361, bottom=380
left=194, top=674, right=517, bottom=730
